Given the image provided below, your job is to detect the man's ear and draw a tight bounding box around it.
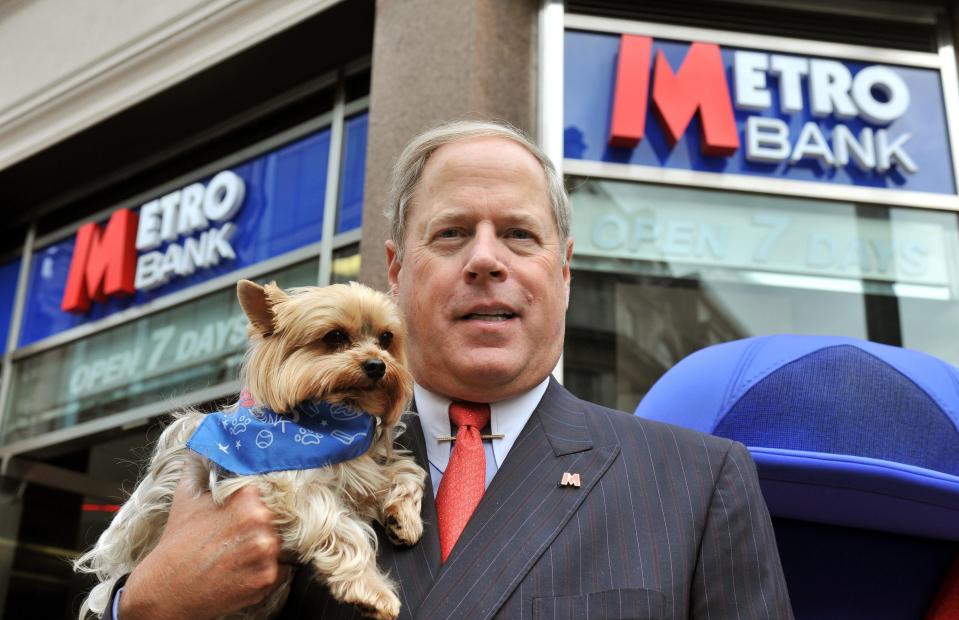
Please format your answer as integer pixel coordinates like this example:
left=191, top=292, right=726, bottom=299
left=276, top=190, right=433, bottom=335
left=237, top=279, right=280, bottom=336
left=386, top=240, right=401, bottom=296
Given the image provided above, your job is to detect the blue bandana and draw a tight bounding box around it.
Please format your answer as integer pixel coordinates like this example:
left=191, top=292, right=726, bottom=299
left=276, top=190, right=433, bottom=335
left=187, top=398, right=377, bottom=475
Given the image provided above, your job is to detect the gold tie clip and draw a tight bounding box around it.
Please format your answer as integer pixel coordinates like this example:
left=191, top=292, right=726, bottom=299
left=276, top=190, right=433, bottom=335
left=437, top=434, right=504, bottom=442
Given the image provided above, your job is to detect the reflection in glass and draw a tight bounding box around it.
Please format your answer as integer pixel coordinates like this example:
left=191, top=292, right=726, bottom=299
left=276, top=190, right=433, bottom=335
left=564, top=178, right=959, bottom=412
left=2, top=260, right=320, bottom=445
left=331, top=244, right=361, bottom=284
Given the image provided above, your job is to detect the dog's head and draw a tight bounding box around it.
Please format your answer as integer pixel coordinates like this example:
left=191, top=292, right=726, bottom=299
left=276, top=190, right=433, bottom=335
left=236, top=280, right=412, bottom=426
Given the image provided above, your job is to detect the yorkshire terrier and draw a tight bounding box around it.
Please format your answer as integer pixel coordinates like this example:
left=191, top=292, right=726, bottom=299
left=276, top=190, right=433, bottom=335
left=75, top=280, right=426, bottom=620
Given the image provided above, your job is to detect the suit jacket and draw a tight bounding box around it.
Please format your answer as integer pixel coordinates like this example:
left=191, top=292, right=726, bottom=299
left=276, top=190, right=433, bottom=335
left=278, top=379, right=793, bottom=619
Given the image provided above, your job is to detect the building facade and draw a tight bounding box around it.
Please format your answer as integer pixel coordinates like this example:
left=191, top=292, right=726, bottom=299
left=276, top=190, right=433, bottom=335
left=0, top=0, right=955, bottom=616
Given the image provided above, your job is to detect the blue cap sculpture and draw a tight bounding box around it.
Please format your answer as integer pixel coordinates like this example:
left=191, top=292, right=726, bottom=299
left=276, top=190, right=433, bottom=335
left=635, top=334, right=959, bottom=542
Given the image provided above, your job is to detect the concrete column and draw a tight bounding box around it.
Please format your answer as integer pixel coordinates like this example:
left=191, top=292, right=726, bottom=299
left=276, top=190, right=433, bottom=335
left=358, top=0, right=539, bottom=291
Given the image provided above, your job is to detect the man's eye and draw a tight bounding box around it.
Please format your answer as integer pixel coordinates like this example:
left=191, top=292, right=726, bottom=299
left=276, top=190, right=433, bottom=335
left=379, top=331, right=394, bottom=349
left=507, top=229, right=534, bottom=240
left=437, top=229, right=461, bottom=239
left=324, top=330, right=350, bottom=347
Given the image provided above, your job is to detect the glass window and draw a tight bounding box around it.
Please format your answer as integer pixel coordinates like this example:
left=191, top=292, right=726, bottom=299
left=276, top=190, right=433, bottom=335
left=19, top=127, right=332, bottom=348
left=336, top=112, right=369, bottom=234
left=345, top=68, right=371, bottom=102
left=331, top=243, right=360, bottom=284
left=0, top=257, right=20, bottom=349
left=564, top=178, right=959, bottom=412
left=2, top=259, right=320, bottom=445
left=0, top=428, right=162, bottom=618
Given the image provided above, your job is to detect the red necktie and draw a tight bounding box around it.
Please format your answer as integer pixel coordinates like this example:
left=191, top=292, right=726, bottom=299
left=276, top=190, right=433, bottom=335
left=435, top=401, right=491, bottom=563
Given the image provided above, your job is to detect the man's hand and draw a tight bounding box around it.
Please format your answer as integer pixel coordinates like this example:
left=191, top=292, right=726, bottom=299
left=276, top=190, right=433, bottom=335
left=119, top=478, right=291, bottom=620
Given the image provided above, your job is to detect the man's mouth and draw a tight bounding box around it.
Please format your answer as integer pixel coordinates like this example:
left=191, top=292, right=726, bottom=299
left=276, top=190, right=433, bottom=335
left=463, top=311, right=516, bottom=321
left=459, top=305, right=519, bottom=322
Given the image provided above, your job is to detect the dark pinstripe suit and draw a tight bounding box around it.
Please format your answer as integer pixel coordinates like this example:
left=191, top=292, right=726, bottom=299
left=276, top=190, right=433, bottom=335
left=279, top=378, right=793, bottom=619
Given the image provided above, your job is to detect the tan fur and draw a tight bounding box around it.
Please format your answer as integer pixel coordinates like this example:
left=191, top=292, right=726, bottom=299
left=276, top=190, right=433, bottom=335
left=75, top=281, right=425, bottom=620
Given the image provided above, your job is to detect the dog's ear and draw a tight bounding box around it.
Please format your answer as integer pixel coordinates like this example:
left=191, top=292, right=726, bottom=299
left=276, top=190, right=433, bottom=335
left=237, top=279, right=277, bottom=337
left=262, top=281, right=289, bottom=304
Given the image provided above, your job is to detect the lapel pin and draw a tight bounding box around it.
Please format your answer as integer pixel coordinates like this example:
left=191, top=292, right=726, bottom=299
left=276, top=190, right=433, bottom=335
left=560, top=472, right=581, bottom=488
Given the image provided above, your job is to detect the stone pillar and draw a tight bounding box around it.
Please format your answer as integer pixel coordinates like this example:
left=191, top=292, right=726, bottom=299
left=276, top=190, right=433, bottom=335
left=358, top=0, right=539, bottom=291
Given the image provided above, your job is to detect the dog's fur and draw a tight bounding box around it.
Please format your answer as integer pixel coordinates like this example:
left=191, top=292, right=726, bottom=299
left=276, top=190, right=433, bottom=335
left=75, top=280, right=425, bottom=620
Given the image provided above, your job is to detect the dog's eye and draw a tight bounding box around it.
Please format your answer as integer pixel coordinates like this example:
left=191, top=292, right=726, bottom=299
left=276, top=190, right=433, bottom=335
left=378, top=331, right=393, bottom=349
left=324, top=330, right=350, bottom=347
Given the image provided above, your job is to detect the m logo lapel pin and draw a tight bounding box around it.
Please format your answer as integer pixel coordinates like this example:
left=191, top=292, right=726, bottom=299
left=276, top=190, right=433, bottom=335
left=560, top=472, right=581, bottom=488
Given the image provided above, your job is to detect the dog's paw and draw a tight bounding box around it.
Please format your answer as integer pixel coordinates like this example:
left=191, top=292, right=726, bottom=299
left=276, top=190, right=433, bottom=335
left=356, top=593, right=401, bottom=620
left=383, top=496, right=423, bottom=547
left=336, top=577, right=401, bottom=620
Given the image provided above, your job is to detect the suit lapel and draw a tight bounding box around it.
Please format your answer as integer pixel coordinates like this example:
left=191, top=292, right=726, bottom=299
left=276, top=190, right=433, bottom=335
left=377, top=413, right=442, bottom=620
left=413, top=379, right=620, bottom=619
left=278, top=414, right=440, bottom=620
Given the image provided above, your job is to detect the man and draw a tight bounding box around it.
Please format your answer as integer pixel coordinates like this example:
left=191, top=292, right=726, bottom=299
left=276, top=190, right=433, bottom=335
left=111, top=121, right=793, bottom=619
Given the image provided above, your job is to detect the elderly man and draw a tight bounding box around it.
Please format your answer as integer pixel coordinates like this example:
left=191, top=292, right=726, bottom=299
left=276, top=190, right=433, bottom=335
left=112, top=121, right=793, bottom=619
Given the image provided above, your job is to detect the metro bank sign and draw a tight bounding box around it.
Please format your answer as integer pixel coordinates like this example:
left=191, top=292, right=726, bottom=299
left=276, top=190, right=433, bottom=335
left=564, top=26, right=957, bottom=201
left=19, top=127, right=336, bottom=348
left=61, top=171, right=245, bottom=313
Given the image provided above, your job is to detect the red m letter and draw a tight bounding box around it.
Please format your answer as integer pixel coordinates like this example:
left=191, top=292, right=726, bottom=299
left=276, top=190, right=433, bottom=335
left=609, top=36, right=740, bottom=157
left=609, top=35, right=653, bottom=148
left=61, top=208, right=139, bottom=313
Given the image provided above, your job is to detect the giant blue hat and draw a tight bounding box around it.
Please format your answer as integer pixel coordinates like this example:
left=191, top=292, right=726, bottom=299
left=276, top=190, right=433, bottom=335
left=635, top=334, right=959, bottom=542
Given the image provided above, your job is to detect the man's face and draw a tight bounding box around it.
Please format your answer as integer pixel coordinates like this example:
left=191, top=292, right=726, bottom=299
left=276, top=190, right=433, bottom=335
left=386, top=137, right=572, bottom=403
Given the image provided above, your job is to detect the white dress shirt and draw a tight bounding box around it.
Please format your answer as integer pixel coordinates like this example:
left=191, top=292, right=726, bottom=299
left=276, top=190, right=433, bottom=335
left=413, top=378, right=550, bottom=497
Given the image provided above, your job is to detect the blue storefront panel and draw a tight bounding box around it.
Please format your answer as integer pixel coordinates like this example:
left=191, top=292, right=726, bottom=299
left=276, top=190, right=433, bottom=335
left=565, top=29, right=956, bottom=195
left=20, top=128, right=334, bottom=347
left=337, top=111, right=369, bottom=234
left=0, top=258, right=20, bottom=349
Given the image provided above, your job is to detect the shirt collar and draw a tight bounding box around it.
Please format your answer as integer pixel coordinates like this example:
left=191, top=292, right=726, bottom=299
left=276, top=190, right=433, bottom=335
left=414, top=378, right=550, bottom=474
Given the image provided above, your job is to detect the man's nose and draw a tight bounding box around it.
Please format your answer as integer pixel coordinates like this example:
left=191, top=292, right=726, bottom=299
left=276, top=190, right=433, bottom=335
left=463, top=228, right=507, bottom=283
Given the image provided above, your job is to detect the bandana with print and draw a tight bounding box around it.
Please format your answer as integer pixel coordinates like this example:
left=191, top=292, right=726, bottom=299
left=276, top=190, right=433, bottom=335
left=187, top=390, right=377, bottom=475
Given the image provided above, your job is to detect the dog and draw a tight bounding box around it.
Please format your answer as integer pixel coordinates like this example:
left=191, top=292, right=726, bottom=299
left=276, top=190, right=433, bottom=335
left=75, top=280, right=426, bottom=620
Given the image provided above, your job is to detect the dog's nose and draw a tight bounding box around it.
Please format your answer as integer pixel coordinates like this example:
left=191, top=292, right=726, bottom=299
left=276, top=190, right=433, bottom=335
left=362, top=358, right=386, bottom=381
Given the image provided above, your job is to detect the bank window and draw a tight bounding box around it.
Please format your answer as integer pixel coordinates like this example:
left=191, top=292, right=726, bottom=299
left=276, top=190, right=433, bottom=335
left=258, top=128, right=331, bottom=258
left=331, top=243, right=360, bottom=284
left=2, top=66, right=372, bottom=452
left=564, top=177, right=959, bottom=412
left=17, top=126, right=334, bottom=349
left=0, top=259, right=321, bottom=446
left=336, top=111, right=369, bottom=234
left=0, top=257, right=20, bottom=351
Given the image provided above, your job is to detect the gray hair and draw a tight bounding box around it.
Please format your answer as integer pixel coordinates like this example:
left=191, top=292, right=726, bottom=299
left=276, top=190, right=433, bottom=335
left=386, top=120, right=570, bottom=261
